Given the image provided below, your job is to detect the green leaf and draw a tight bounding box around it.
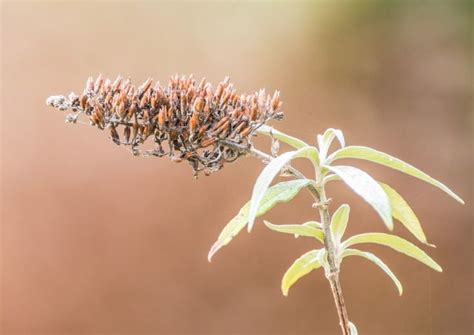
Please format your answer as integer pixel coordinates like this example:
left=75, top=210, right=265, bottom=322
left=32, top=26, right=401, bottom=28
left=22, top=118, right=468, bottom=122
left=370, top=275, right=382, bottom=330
left=327, top=165, right=393, bottom=230
left=281, top=249, right=323, bottom=296
left=349, top=322, right=358, bottom=335
left=317, top=128, right=345, bottom=163
left=328, top=146, right=464, bottom=204
left=342, top=248, right=403, bottom=295
left=264, top=220, right=324, bottom=243
left=342, top=233, right=442, bottom=272
left=380, top=182, right=432, bottom=246
left=208, top=179, right=311, bottom=262
left=322, top=128, right=345, bottom=149
left=248, top=147, right=319, bottom=231
left=331, top=204, right=350, bottom=242
left=256, top=125, right=310, bottom=149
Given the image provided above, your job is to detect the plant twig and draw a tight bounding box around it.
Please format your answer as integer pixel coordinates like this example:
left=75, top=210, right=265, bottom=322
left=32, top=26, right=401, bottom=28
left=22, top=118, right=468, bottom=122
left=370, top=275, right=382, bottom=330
left=316, top=185, right=351, bottom=335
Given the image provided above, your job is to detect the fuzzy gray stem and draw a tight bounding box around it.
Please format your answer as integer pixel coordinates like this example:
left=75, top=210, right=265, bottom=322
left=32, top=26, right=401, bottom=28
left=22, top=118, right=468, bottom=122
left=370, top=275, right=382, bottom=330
left=316, top=186, right=351, bottom=335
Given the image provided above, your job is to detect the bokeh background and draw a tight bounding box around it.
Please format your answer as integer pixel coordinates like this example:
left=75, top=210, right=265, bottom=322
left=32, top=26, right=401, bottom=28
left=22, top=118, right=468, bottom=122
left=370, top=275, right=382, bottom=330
left=1, top=1, right=472, bottom=334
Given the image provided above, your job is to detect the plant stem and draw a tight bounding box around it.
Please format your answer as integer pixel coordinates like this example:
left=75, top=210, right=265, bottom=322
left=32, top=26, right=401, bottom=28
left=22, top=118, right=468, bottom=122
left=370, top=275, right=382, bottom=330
left=316, top=185, right=351, bottom=335
left=249, top=145, right=351, bottom=334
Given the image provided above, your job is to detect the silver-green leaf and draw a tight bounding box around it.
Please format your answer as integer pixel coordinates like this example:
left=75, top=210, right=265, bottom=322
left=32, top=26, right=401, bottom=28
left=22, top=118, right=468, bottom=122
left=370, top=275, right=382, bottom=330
left=281, top=249, right=323, bottom=296
left=342, top=248, right=403, bottom=295
left=327, top=165, right=393, bottom=230
left=248, top=147, right=319, bottom=231
left=328, top=146, right=464, bottom=204
left=349, top=321, right=358, bottom=335
left=342, top=233, right=442, bottom=272
left=330, top=204, right=350, bottom=242
left=380, top=182, right=432, bottom=246
left=264, top=220, right=324, bottom=243
left=256, top=125, right=310, bottom=149
left=208, top=179, right=311, bottom=262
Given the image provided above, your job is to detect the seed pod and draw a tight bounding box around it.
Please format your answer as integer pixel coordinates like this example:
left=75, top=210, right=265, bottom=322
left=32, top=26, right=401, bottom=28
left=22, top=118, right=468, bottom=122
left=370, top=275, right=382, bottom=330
left=213, top=120, right=230, bottom=136
left=94, top=74, right=104, bottom=93
left=127, top=102, right=137, bottom=119
left=271, top=91, right=281, bottom=111
left=143, top=109, right=150, bottom=122
left=240, top=126, right=251, bottom=137
left=193, top=96, right=204, bottom=113
left=189, top=111, right=199, bottom=133
left=110, top=125, right=120, bottom=145
left=158, top=107, right=166, bottom=127
left=138, top=78, right=153, bottom=96
left=123, top=126, right=131, bottom=144
left=85, top=77, right=94, bottom=92
left=201, top=137, right=216, bottom=147
left=80, top=94, right=88, bottom=110
left=117, top=101, right=126, bottom=119
left=198, top=124, right=209, bottom=137
left=212, top=116, right=230, bottom=130
left=249, top=105, right=258, bottom=121
left=112, top=75, right=123, bottom=91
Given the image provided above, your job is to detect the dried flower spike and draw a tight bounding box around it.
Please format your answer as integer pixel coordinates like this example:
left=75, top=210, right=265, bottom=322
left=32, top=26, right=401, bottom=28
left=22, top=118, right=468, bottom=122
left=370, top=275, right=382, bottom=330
left=47, top=75, right=283, bottom=176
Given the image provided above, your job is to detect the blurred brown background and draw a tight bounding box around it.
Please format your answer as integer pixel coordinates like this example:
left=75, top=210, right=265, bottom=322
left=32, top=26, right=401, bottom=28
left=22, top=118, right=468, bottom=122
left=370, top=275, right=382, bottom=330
left=1, top=1, right=472, bottom=334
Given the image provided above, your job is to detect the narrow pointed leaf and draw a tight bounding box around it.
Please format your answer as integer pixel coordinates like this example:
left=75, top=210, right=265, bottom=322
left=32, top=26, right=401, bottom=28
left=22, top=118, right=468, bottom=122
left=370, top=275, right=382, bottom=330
left=248, top=147, right=319, bottom=231
left=208, top=179, right=310, bottom=261
left=349, top=322, right=358, bottom=335
left=323, top=128, right=345, bottom=149
left=256, top=125, right=310, bottom=149
left=331, top=204, right=350, bottom=242
left=281, top=249, right=322, bottom=296
left=264, top=221, right=324, bottom=243
left=327, top=165, right=393, bottom=230
left=380, top=182, right=432, bottom=246
left=342, top=248, right=403, bottom=295
left=342, top=233, right=442, bottom=272
left=328, top=146, right=464, bottom=204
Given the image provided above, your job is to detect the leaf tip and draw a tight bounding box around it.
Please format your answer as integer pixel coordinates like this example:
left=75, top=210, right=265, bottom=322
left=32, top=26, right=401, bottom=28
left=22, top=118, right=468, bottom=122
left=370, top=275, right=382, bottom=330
left=207, top=241, right=223, bottom=262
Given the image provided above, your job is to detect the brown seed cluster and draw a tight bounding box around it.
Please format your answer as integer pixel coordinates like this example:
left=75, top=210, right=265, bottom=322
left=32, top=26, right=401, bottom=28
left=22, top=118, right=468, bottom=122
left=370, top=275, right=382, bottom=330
left=46, top=75, right=283, bottom=176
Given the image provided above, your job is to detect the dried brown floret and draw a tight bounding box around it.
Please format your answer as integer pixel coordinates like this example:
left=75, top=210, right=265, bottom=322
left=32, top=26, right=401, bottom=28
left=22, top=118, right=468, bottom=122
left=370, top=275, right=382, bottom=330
left=46, top=74, right=283, bottom=176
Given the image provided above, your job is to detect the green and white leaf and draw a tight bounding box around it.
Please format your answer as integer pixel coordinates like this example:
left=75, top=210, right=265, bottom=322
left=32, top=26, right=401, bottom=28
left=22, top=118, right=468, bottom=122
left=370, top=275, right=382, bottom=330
left=281, top=249, right=323, bottom=296
left=342, top=248, right=403, bottom=295
left=257, top=125, right=310, bottom=149
left=208, top=179, right=311, bottom=262
left=330, top=204, right=350, bottom=243
left=342, top=233, right=442, bottom=272
left=380, top=182, right=432, bottom=246
left=264, top=221, right=324, bottom=243
left=349, top=322, right=358, bottom=335
left=327, top=165, right=393, bottom=230
left=317, top=128, right=345, bottom=163
left=248, top=147, right=319, bottom=231
left=328, top=146, right=464, bottom=204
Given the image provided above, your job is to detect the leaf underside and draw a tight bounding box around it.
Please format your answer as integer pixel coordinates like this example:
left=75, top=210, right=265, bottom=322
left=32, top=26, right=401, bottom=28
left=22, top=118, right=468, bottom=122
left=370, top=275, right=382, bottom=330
left=328, top=146, right=464, bottom=204
left=208, top=179, right=310, bottom=261
left=281, top=249, right=323, bottom=296
left=342, top=233, right=442, bottom=272
left=327, top=165, right=393, bottom=230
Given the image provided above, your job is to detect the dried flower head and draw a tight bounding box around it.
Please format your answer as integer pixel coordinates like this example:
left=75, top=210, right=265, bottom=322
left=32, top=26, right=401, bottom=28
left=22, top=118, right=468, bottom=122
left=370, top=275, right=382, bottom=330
left=47, top=74, right=283, bottom=176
